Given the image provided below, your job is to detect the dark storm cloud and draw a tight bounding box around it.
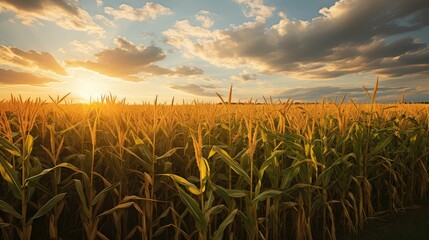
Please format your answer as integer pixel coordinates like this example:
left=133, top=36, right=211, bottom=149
left=164, top=0, right=429, bottom=79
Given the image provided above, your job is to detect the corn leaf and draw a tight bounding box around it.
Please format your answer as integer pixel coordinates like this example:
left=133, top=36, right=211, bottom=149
left=0, top=222, right=12, bottom=228
left=176, top=184, right=207, bottom=231
left=98, top=202, right=134, bottom=217
left=209, top=146, right=251, bottom=185
left=73, top=179, right=89, bottom=218
left=160, top=174, right=202, bottom=195
left=212, top=209, right=238, bottom=240
left=23, top=135, right=34, bottom=160
left=91, top=182, right=120, bottom=206
left=253, top=189, right=282, bottom=203
left=25, top=162, right=82, bottom=184
left=211, top=182, right=246, bottom=198
left=0, top=200, right=21, bottom=219
left=156, top=147, right=182, bottom=160
left=204, top=205, right=225, bottom=223
left=0, top=136, right=21, bottom=157
left=0, top=157, right=21, bottom=199
left=27, top=193, right=66, bottom=224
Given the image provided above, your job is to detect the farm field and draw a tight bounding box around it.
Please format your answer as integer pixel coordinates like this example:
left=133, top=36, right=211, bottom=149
left=1, top=92, right=429, bottom=240
left=1, top=0, right=429, bottom=239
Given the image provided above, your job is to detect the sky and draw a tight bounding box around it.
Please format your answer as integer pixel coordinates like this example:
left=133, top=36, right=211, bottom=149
left=0, top=0, right=428, bottom=103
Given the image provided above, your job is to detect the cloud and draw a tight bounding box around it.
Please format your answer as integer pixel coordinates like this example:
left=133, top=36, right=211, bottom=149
left=95, top=14, right=115, bottom=28
left=235, top=0, right=275, bottom=22
left=105, top=3, right=171, bottom=21
left=173, top=66, right=204, bottom=76
left=71, top=40, right=93, bottom=53
left=272, top=77, right=429, bottom=102
left=0, top=45, right=67, bottom=75
left=273, top=85, right=410, bottom=102
left=0, top=0, right=104, bottom=36
left=57, top=48, right=66, bottom=54
left=142, top=64, right=204, bottom=77
left=67, top=37, right=165, bottom=81
left=66, top=37, right=203, bottom=81
left=195, top=10, right=214, bottom=28
left=88, top=40, right=106, bottom=49
left=231, top=70, right=257, bottom=82
left=70, top=39, right=105, bottom=53
left=0, top=68, right=58, bottom=85
left=170, top=84, right=214, bottom=97
left=96, top=0, right=103, bottom=7
left=164, top=0, right=429, bottom=79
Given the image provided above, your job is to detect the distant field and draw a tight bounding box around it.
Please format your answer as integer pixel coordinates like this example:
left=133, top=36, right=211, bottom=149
left=1, top=94, right=429, bottom=240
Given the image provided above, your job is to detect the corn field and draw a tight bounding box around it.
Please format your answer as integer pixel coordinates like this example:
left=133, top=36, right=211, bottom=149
left=0, top=89, right=429, bottom=240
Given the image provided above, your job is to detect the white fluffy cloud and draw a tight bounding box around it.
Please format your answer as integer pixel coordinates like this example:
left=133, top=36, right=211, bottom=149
left=105, top=3, right=171, bottom=22
left=95, top=14, right=115, bottom=28
left=67, top=37, right=203, bottom=81
left=195, top=10, right=214, bottom=28
left=0, top=0, right=105, bottom=36
left=0, top=45, right=67, bottom=75
left=235, top=0, right=275, bottom=22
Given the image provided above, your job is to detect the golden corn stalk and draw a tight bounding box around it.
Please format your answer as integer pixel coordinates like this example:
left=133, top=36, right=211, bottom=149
left=0, top=88, right=428, bottom=240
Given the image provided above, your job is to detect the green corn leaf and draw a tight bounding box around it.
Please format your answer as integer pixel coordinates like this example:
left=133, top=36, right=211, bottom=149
left=0, top=136, right=21, bottom=157
left=160, top=174, right=202, bottom=195
left=92, top=182, right=120, bottom=206
left=97, top=202, right=134, bottom=217
left=204, top=189, right=215, bottom=210
left=258, top=150, right=286, bottom=181
left=0, top=157, right=21, bottom=199
left=176, top=184, right=207, bottom=231
left=27, top=193, right=66, bottom=224
left=285, top=183, right=321, bottom=194
left=153, top=224, right=190, bottom=238
left=253, top=189, right=283, bottom=203
left=25, top=162, right=82, bottom=184
left=204, top=205, right=225, bottom=223
left=280, top=159, right=314, bottom=189
left=211, top=182, right=246, bottom=198
left=316, top=153, right=355, bottom=187
left=212, top=209, right=238, bottom=240
left=156, top=147, right=182, bottom=160
left=123, top=148, right=151, bottom=172
left=0, top=200, right=21, bottom=219
left=280, top=166, right=300, bottom=190
left=73, top=180, right=89, bottom=218
left=372, top=135, right=393, bottom=155
left=209, top=146, right=251, bottom=185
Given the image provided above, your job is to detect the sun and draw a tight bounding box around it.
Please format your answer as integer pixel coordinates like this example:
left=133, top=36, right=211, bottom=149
left=74, top=78, right=109, bottom=103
